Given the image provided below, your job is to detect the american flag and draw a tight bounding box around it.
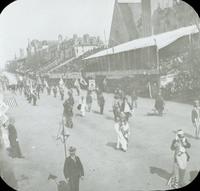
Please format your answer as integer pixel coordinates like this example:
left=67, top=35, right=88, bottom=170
left=167, top=175, right=178, bottom=189
left=3, top=96, right=18, bottom=109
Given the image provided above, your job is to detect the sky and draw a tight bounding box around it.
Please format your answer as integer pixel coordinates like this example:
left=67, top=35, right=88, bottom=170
left=0, top=0, right=115, bottom=69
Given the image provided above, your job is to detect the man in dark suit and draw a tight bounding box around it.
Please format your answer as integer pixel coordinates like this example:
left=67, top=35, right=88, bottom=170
left=63, top=146, right=84, bottom=191
left=7, top=117, right=23, bottom=158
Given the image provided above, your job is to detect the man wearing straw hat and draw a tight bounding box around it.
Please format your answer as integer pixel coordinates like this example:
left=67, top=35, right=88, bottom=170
left=63, top=146, right=84, bottom=191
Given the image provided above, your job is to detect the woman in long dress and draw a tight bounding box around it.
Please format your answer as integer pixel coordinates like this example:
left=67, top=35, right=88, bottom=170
left=114, top=112, right=130, bottom=152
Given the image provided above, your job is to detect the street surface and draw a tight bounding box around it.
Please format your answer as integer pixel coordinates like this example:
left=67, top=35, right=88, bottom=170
left=2, top=88, right=200, bottom=191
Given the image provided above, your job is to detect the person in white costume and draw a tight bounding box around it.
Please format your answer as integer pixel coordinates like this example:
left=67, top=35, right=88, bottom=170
left=114, top=112, right=130, bottom=152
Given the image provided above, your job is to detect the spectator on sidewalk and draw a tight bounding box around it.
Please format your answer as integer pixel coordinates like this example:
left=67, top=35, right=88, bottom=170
left=32, top=89, right=37, bottom=106
left=7, top=117, right=24, bottom=158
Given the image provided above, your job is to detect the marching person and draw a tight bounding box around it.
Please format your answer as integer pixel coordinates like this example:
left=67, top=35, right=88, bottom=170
left=68, top=90, right=74, bottom=107
left=114, top=112, right=130, bottom=152
left=112, top=95, right=121, bottom=122
left=63, top=91, right=74, bottom=128
left=53, top=85, right=58, bottom=98
left=114, top=87, right=123, bottom=99
left=154, top=92, right=165, bottom=116
left=47, top=85, right=51, bottom=96
left=121, top=95, right=132, bottom=121
left=59, top=87, right=65, bottom=101
left=86, top=90, right=93, bottom=112
left=97, top=92, right=105, bottom=115
left=25, top=86, right=30, bottom=102
left=63, top=146, right=84, bottom=191
left=74, top=79, right=80, bottom=96
left=63, top=99, right=73, bottom=128
left=36, top=84, right=41, bottom=99
left=103, top=77, right=107, bottom=92
left=131, top=89, right=138, bottom=109
left=28, top=88, right=32, bottom=103
left=170, top=129, right=191, bottom=188
left=78, top=96, right=86, bottom=117
left=32, top=89, right=37, bottom=106
left=191, top=100, right=200, bottom=139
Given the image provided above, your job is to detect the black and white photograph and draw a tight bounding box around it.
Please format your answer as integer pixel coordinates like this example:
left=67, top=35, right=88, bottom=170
left=0, top=0, right=200, bottom=190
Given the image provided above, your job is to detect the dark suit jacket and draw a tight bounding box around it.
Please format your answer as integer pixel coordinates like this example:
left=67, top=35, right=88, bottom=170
left=63, top=156, right=84, bottom=179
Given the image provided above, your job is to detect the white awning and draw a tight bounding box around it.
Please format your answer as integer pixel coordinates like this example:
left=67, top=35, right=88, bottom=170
left=155, top=25, right=199, bottom=49
left=84, top=25, right=199, bottom=60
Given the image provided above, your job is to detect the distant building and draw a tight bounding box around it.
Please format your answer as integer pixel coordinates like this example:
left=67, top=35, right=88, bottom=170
left=7, top=34, right=104, bottom=74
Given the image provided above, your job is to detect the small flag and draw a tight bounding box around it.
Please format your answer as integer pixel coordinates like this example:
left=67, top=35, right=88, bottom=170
left=3, top=96, right=18, bottom=109
left=0, top=102, right=9, bottom=114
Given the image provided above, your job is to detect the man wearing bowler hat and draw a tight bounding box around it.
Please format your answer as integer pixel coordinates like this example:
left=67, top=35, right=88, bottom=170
left=63, top=146, right=84, bottom=191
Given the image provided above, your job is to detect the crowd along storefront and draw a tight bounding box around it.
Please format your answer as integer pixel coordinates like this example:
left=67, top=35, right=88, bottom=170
left=82, top=25, right=200, bottom=97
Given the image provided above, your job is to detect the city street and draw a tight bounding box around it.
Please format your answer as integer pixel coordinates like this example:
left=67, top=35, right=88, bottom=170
left=3, top=89, right=200, bottom=191
left=1, top=0, right=200, bottom=190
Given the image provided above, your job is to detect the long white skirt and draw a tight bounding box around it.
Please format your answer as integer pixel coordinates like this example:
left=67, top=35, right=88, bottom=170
left=115, top=124, right=128, bottom=151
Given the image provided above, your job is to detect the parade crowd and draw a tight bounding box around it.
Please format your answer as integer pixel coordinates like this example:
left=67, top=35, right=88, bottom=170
left=1, top=72, right=200, bottom=190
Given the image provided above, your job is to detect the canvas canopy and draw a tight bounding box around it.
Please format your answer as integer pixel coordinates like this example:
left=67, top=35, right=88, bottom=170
left=84, top=25, right=199, bottom=60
